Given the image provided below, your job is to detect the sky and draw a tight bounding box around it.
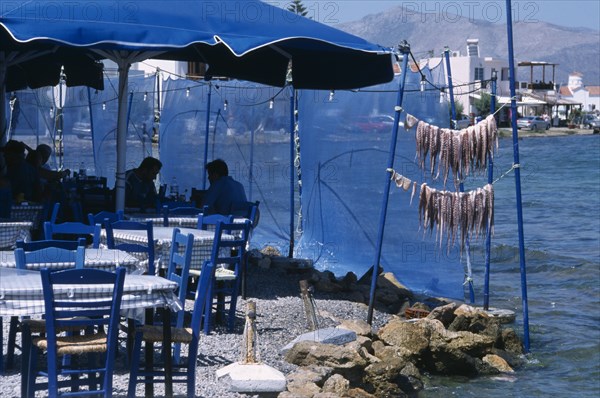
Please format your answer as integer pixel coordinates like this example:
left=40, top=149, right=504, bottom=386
left=292, top=1, right=600, bottom=30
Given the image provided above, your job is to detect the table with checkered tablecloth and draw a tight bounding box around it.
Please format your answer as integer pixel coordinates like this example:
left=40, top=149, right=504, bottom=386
left=0, top=267, right=180, bottom=317
left=102, top=226, right=233, bottom=272
left=9, top=204, right=44, bottom=225
left=0, top=221, right=34, bottom=250
left=0, top=248, right=143, bottom=274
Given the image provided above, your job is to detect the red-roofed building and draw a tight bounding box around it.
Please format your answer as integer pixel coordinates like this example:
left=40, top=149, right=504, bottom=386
left=560, top=73, right=600, bottom=113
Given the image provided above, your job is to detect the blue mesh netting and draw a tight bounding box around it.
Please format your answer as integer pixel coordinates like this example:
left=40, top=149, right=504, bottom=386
left=4, top=61, right=467, bottom=299
left=295, top=64, right=465, bottom=299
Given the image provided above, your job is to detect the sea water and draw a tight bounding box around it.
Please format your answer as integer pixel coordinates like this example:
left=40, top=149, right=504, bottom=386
left=419, top=134, right=600, bottom=397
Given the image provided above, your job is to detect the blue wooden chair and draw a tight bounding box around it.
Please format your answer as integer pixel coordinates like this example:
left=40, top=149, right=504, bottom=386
left=230, top=200, right=260, bottom=228
left=105, top=220, right=156, bottom=275
left=16, top=237, right=86, bottom=251
left=196, top=212, right=234, bottom=231
left=88, top=210, right=124, bottom=227
left=127, top=261, right=215, bottom=398
left=201, top=220, right=252, bottom=334
left=164, top=228, right=194, bottom=363
left=23, top=267, right=126, bottom=398
left=43, top=220, right=102, bottom=248
left=3, top=242, right=86, bottom=370
left=14, top=246, right=86, bottom=270
left=162, top=205, right=203, bottom=226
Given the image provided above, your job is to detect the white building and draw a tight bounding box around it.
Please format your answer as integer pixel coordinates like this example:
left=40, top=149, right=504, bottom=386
left=559, top=72, right=600, bottom=113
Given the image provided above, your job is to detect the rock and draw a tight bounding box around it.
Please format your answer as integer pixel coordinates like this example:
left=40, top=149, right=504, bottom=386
left=399, top=362, right=423, bottom=392
left=377, top=319, right=430, bottom=356
left=340, top=272, right=358, bottom=291
left=339, top=319, right=372, bottom=336
left=345, top=388, right=378, bottom=398
left=454, top=304, right=486, bottom=318
left=257, top=257, right=271, bottom=269
left=313, top=393, right=340, bottom=398
left=482, top=354, right=514, bottom=373
left=427, top=302, right=458, bottom=327
left=286, top=379, right=321, bottom=397
left=500, top=328, right=525, bottom=355
left=321, top=374, right=350, bottom=395
left=286, top=366, right=333, bottom=387
left=377, top=273, right=413, bottom=299
left=284, top=341, right=367, bottom=383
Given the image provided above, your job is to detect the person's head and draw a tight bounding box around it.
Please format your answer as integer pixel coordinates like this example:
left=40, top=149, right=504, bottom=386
left=3, top=140, right=26, bottom=165
left=206, top=159, right=228, bottom=184
left=138, top=157, right=162, bottom=181
left=36, top=144, right=52, bottom=165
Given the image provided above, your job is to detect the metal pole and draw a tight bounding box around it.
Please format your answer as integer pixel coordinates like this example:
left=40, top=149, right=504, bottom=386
left=202, top=82, right=212, bottom=189
left=87, top=87, right=97, bottom=173
left=444, top=48, right=475, bottom=303
left=288, top=87, right=295, bottom=258
left=114, top=60, right=131, bottom=212
left=505, top=0, right=530, bottom=351
left=367, top=41, right=410, bottom=324
left=484, top=71, right=497, bottom=310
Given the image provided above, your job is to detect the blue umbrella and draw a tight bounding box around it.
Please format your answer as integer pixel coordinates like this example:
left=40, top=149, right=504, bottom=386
left=1, top=0, right=394, bottom=210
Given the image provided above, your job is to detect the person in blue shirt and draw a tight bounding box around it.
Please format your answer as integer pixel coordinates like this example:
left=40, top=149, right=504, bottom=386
left=203, top=159, right=247, bottom=215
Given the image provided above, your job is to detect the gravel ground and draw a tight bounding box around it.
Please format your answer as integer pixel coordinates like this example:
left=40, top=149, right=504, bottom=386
left=1, top=264, right=392, bottom=397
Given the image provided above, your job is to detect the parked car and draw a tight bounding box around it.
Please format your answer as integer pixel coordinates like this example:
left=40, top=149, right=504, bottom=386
left=351, top=115, right=395, bottom=133
left=582, top=114, right=600, bottom=129
left=516, top=116, right=550, bottom=131
left=589, top=116, right=600, bottom=133
left=453, top=115, right=472, bottom=129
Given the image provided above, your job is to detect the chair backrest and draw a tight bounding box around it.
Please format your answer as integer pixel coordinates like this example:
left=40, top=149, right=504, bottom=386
left=230, top=200, right=260, bottom=228
left=105, top=220, right=156, bottom=275
left=40, top=267, right=125, bottom=394
left=165, top=228, right=194, bottom=328
left=162, top=205, right=203, bottom=226
left=14, top=246, right=85, bottom=270
left=209, top=220, right=252, bottom=273
left=16, top=238, right=86, bottom=251
left=43, top=221, right=101, bottom=248
left=88, top=210, right=124, bottom=227
left=196, top=212, right=234, bottom=231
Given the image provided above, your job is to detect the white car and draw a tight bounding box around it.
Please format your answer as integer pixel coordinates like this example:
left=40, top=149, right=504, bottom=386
left=516, top=116, right=550, bottom=131
left=453, top=115, right=471, bottom=129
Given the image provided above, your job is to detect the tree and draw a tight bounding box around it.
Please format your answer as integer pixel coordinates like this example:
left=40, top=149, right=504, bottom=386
left=474, top=92, right=491, bottom=116
left=287, top=0, right=308, bottom=17
left=448, top=100, right=464, bottom=119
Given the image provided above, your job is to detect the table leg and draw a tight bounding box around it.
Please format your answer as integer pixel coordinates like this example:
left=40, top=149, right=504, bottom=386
left=163, top=308, right=173, bottom=397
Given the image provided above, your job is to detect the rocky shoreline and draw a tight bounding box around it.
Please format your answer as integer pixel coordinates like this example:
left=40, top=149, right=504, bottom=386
left=0, top=251, right=525, bottom=397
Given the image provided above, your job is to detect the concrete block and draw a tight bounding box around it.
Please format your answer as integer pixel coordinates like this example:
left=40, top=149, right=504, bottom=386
left=216, top=362, right=287, bottom=393
left=280, top=327, right=357, bottom=354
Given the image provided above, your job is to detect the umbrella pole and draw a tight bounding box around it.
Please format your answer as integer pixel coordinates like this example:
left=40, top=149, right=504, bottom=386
left=202, top=82, right=212, bottom=189
left=115, top=59, right=131, bottom=212
left=367, top=42, right=410, bottom=324
left=288, top=86, right=295, bottom=258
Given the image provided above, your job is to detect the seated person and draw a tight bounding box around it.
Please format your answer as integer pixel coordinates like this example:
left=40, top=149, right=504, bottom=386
left=26, top=144, right=70, bottom=203
left=203, top=159, right=247, bottom=216
left=3, top=140, right=41, bottom=202
left=124, top=157, right=162, bottom=210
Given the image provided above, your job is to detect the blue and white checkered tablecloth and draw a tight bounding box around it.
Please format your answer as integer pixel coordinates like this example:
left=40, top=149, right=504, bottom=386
left=10, top=204, right=44, bottom=225
left=0, top=221, right=34, bottom=250
left=102, top=226, right=232, bottom=272
left=0, top=267, right=180, bottom=317
left=0, top=248, right=142, bottom=274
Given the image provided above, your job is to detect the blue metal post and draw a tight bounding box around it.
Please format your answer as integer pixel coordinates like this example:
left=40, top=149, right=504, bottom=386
left=367, top=42, right=410, bottom=324
left=445, top=48, right=475, bottom=303
left=288, top=87, right=295, bottom=258
left=202, top=83, right=212, bottom=189
left=249, top=122, right=255, bottom=201
left=483, top=71, right=497, bottom=310
left=505, top=0, right=530, bottom=351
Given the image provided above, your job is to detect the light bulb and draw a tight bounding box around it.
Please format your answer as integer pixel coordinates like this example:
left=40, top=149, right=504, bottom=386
left=224, top=100, right=228, bottom=111
left=269, top=99, right=274, bottom=109
left=420, top=78, right=426, bottom=92
left=102, top=102, right=106, bottom=111
left=186, top=87, right=190, bottom=97
left=329, top=90, right=335, bottom=101
left=143, top=92, right=147, bottom=101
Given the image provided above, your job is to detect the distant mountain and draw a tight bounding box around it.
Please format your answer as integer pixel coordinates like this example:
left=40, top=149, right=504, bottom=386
left=338, top=5, right=600, bottom=86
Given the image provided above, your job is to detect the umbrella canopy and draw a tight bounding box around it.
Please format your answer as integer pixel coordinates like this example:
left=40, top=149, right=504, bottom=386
left=1, top=0, right=394, bottom=209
